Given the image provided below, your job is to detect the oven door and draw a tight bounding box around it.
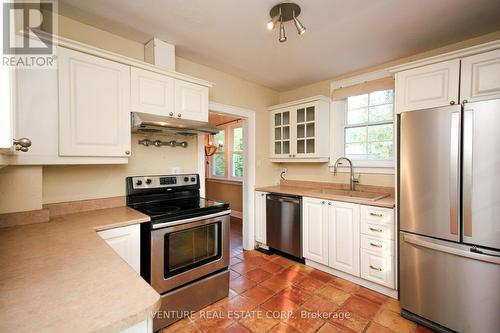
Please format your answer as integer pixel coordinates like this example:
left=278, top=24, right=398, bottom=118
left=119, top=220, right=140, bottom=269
left=150, top=210, right=230, bottom=294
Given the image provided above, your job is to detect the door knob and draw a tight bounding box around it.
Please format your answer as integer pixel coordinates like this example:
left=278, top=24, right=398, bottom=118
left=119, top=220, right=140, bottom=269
left=13, top=138, right=31, bottom=152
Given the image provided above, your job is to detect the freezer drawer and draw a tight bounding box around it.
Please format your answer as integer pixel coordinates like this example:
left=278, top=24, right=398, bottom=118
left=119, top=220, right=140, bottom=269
left=400, top=232, right=500, bottom=333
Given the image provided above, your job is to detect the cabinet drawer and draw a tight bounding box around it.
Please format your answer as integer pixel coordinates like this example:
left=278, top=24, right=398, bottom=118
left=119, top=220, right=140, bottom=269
left=361, top=220, right=394, bottom=240
left=361, top=206, right=394, bottom=225
left=360, top=249, right=394, bottom=288
left=361, top=234, right=394, bottom=255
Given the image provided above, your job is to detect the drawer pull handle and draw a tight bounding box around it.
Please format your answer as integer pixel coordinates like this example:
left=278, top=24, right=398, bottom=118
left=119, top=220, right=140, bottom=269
left=370, top=243, right=383, bottom=248
left=369, top=265, right=382, bottom=271
left=370, top=212, right=383, bottom=217
left=369, top=227, right=383, bottom=232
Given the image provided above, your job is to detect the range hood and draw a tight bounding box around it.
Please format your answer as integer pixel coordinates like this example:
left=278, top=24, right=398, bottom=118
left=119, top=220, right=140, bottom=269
left=132, top=112, right=219, bottom=136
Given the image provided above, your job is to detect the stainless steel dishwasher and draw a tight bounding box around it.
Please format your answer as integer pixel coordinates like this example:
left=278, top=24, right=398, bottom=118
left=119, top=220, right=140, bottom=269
left=266, top=194, right=302, bottom=258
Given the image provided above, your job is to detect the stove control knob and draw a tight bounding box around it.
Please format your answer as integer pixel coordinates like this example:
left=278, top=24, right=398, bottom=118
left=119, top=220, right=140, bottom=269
left=136, top=180, right=143, bottom=186
left=191, top=177, right=196, bottom=182
left=183, top=177, right=189, bottom=182
left=146, top=179, right=152, bottom=184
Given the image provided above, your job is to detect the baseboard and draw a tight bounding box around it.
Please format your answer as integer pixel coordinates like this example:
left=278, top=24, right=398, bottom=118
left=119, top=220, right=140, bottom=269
left=306, top=259, right=398, bottom=299
left=230, top=210, right=242, bottom=219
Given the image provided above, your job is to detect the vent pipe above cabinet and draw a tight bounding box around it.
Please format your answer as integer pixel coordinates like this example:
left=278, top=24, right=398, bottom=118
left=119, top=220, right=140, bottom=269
left=144, top=37, right=176, bottom=71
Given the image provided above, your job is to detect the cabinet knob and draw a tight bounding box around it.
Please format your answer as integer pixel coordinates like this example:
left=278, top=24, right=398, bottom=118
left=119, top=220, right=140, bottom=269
left=13, top=137, right=31, bottom=152
left=449, top=101, right=456, bottom=105
left=177, top=113, right=182, bottom=118
left=322, top=201, right=326, bottom=205
left=169, top=112, right=174, bottom=116
left=289, top=154, right=292, bottom=157
left=462, top=100, right=468, bottom=105
left=328, top=202, right=331, bottom=206
left=125, top=150, right=130, bottom=155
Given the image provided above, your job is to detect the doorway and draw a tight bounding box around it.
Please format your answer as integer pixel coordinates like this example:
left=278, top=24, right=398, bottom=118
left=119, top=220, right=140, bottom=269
left=198, top=102, right=256, bottom=252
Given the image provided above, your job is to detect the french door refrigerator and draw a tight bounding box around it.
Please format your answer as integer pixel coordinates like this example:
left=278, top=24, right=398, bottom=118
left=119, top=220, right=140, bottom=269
left=399, top=99, right=500, bottom=333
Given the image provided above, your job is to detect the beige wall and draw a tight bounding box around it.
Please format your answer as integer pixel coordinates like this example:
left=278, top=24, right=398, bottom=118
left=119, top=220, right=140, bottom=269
left=205, top=180, right=243, bottom=213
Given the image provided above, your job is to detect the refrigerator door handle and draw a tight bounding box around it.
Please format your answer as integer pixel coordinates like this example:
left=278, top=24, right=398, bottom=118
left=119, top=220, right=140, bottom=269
left=449, top=111, right=460, bottom=236
left=470, top=247, right=500, bottom=258
left=463, top=109, right=473, bottom=237
left=403, top=234, right=500, bottom=265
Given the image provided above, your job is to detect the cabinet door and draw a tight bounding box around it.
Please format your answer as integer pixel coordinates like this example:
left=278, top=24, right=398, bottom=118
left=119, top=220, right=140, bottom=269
left=255, top=191, right=267, bottom=244
left=328, top=201, right=360, bottom=276
left=461, top=49, right=500, bottom=103
left=58, top=47, right=131, bottom=157
left=270, top=109, right=293, bottom=158
left=131, top=67, right=174, bottom=116
left=294, top=103, right=318, bottom=158
left=302, top=197, right=328, bottom=264
left=98, top=224, right=140, bottom=273
left=0, top=66, right=14, bottom=150
left=174, top=79, right=208, bottom=122
left=395, top=59, right=460, bottom=113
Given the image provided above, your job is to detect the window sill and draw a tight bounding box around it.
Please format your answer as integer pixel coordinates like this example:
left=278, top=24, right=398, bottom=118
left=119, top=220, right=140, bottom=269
left=206, top=178, right=243, bottom=185
left=329, top=164, right=395, bottom=174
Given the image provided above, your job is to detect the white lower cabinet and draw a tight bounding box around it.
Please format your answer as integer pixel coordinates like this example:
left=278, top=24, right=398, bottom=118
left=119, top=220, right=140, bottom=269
left=255, top=191, right=267, bottom=244
left=98, top=224, right=140, bottom=274
left=120, top=317, right=153, bottom=333
left=302, top=196, right=396, bottom=291
left=302, top=197, right=329, bottom=265
left=328, top=201, right=360, bottom=276
left=360, top=249, right=394, bottom=288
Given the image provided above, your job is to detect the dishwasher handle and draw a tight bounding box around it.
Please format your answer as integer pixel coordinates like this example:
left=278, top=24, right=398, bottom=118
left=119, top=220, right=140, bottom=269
left=266, top=194, right=301, bottom=204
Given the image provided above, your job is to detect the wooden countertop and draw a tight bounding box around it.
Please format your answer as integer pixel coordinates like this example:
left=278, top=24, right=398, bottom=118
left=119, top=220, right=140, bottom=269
left=0, top=206, right=161, bottom=333
left=255, top=184, right=395, bottom=208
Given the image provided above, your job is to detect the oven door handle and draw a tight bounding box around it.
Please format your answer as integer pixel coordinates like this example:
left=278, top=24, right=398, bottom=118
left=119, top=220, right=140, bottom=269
left=152, top=209, right=232, bottom=229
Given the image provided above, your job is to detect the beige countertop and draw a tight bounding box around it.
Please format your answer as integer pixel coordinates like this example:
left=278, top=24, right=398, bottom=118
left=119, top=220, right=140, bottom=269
left=0, top=206, right=161, bottom=333
left=255, top=183, right=395, bottom=208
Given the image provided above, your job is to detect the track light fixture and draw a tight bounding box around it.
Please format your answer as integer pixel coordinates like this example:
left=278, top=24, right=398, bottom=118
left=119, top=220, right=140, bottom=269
left=267, top=2, right=306, bottom=43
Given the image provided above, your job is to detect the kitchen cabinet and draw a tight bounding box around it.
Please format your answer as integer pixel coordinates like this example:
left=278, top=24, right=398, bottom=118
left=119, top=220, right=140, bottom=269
left=255, top=191, right=267, bottom=245
left=98, top=224, right=140, bottom=274
left=395, top=59, right=460, bottom=113
left=269, top=96, right=330, bottom=162
left=58, top=47, right=131, bottom=157
left=120, top=317, right=153, bottom=333
left=328, top=201, right=360, bottom=276
left=302, top=197, right=329, bottom=265
left=174, top=79, right=209, bottom=122
left=131, top=67, right=174, bottom=117
left=460, top=48, right=500, bottom=103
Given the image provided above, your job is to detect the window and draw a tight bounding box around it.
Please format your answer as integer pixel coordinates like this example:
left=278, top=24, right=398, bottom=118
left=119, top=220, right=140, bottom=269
left=209, top=123, right=243, bottom=181
left=345, top=89, right=394, bottom=161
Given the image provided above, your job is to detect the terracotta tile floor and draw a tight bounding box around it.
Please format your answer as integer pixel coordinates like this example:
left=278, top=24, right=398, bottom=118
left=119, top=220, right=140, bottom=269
left=161, top=220, right=436, bottom=333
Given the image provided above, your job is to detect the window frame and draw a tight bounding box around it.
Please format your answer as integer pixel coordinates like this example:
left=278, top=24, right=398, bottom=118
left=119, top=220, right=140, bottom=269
left=331, top=90, right=395, bottom=174
left=208, top=122, right=243, bottom=182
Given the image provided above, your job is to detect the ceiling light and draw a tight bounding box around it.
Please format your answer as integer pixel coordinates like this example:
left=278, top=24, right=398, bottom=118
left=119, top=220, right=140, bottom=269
left=267, top=2, right=306, bottom=43
left=279, top=18, right=287, bottom=43
left=293, top=11, right=306, bottom=35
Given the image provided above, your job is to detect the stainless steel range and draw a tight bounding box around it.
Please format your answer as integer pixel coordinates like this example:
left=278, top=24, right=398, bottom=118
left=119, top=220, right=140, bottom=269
left=126, top=174, right=230, bottom=332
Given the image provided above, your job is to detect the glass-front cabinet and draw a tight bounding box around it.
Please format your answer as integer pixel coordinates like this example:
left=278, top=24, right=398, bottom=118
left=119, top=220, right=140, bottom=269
left=269, top=96, right=331, bottom=162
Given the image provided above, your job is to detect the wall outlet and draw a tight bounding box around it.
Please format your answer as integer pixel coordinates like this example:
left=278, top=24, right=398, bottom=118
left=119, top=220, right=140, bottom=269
left=171, top=166, right=181, bottom=174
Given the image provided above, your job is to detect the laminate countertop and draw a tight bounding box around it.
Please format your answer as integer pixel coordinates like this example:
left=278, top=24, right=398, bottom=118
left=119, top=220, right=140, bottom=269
left=0, top=206, right=161, bottom=333
left=255, top=185, right=395, bottom=208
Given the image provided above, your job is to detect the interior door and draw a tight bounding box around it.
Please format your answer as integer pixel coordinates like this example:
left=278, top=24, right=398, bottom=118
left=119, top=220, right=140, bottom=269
left=463, top=99, right=500, bottom=250
left=399, top=105, right=461, bottom=241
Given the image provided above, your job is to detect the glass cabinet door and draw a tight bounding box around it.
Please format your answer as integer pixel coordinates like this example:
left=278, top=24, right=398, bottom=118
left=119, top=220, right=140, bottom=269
left=273, top=110, right=291, bottom=157
left=295, top=105, right=316, bottom=156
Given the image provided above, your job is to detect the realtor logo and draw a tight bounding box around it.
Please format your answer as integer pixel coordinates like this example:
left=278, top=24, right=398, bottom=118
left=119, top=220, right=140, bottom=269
left=2, top=0, right=57, bottom=68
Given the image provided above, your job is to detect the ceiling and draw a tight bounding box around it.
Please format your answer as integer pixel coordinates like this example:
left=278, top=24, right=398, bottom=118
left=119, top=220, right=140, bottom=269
left=58, top=0, right=500, bottom=91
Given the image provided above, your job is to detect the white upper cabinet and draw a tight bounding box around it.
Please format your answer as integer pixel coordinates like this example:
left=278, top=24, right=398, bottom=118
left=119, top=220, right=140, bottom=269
left=174, top=79, right=209, bottom=122
left=269, top=96, right=330, bottom=162
left=328, top=201, right=360, bottom=276
left=131, top=67, right=174, bottom=117
left=460, top=49, right=500, bottom=103
left=302, top=197, right=329, bottom=265
left=395, top=59, right=460, bottom=112
left=58, top=47, right=131, bottom=157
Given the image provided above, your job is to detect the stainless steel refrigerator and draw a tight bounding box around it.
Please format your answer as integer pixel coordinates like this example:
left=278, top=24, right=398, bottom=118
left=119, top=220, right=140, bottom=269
left=399, top=99, right=500, bottom=333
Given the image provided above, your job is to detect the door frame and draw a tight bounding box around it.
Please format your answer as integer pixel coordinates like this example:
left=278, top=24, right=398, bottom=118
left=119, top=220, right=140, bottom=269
left=198, top=101, right=256, bottom=251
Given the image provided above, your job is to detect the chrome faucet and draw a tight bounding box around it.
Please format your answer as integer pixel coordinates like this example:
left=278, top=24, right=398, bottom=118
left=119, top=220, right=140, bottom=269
left=333, top=157, right=358, bottom=191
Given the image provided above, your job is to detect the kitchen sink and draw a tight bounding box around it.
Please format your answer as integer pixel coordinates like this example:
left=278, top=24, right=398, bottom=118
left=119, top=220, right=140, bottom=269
left=312, top=189, right=389, bottom=201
